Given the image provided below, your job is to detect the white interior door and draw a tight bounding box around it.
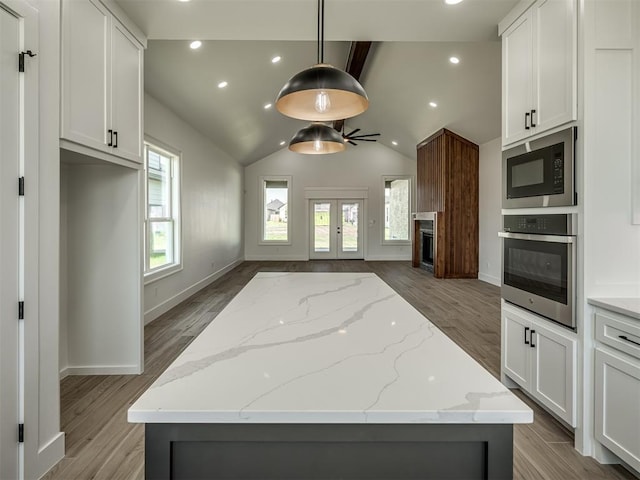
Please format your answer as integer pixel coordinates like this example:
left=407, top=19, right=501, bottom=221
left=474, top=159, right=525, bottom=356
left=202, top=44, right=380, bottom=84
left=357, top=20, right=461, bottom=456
left=0, top=4, right=21, bottom=478
left=309, top=199, right=363, bottom=259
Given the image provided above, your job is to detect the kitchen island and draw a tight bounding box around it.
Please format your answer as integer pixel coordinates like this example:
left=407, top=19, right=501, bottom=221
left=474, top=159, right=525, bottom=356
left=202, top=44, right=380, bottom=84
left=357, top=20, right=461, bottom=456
left=129, top=272, right=532, bottom=479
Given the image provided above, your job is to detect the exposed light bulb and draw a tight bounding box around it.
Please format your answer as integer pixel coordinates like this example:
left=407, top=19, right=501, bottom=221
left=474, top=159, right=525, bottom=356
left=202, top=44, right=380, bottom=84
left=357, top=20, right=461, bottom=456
left=314, top=91, right=331, bottom=113
left=314, top=139, right=322, bottom=152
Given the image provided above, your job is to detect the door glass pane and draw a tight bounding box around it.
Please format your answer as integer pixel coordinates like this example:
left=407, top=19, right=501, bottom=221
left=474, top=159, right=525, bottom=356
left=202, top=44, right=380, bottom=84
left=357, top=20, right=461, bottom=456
left=149, top=221, right=174, bottom=269
left=148, top=149, right=171, bottom=218
left=314, top=203, right=331, bottom=252
left=341, top=203, right=359, bottom=252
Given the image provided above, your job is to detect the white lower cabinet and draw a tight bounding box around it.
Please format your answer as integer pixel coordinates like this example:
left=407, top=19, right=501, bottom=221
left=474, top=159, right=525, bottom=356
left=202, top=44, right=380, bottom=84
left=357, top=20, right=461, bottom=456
left=594, top=309, right=640, bottom=473
left=502, top=303, right=577, bottom=426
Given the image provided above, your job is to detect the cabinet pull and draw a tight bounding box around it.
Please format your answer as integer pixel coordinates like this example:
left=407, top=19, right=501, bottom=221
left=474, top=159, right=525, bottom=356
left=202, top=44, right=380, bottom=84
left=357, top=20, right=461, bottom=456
left=113, top=131, right=118, bottom=148
left=530, top=330, right=536, bottom=348
left=107, top=129, right=113, bottom=147
left=524, top=326, right=530, bottom=345
left=525, top=112, right=531, bottom=130
left=619, top=335, right=640, bottom=347
left=531, top=109, right=537, bottom=127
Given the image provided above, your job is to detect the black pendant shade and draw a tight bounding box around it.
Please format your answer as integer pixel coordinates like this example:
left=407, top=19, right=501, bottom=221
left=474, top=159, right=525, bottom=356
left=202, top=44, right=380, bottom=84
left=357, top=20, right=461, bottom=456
left=276, top=64, right=369, bottom=121
left=289, top=123, right=346, bottom=155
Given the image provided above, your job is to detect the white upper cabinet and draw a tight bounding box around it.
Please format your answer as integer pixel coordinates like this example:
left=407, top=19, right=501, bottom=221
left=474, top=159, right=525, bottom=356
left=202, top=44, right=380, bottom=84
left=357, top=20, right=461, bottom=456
left=501, top=0, right=577, bottom=146
left=61, top=0, right=144, bottom=164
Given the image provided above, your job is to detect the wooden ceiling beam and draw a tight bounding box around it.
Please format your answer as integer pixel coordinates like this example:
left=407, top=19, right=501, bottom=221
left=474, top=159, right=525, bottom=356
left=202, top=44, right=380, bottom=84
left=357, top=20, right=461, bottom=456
left=334, top=41, right=372, bottom=133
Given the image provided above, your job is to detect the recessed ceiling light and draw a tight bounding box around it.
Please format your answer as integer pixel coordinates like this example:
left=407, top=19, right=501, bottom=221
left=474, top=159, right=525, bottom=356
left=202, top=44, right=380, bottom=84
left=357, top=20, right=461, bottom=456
left=449, top=56, right=460, bottom=64
left=189, top=40, right=202, bottom=50
left=271, top=56, right=282, bottom=64
left=218, top=81, right=228, bottom=89
left=392, top=141, right=398, bottom=146
left=429, top=101, right=438, bottom=108
left=445, top=0, right=463, bottom=4
left=177, top=0, right=190, bottom=2
left=279, top=141, right=286, bottom=146
left=264, top=103, right=272, bottom=109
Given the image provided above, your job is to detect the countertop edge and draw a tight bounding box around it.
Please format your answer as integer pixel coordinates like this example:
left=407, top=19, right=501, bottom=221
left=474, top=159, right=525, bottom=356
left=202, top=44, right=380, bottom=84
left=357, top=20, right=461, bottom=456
left=588, top=297, right=640, bottom=321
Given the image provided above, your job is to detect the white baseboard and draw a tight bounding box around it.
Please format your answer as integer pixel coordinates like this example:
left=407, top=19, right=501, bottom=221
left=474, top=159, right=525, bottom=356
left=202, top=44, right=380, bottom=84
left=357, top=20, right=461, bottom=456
left=244, top=255, right=308, bottom=261
left=63, top=365, right=141, bottom=376
left=36, top=432, right=65, bottom=480
left=144, top=258, right=244, bottom=325
left=364, top=255, right=412, bottom=261
left=478, top=272, right=501, bottom=286
left=59, top=367, right=69, bottom=380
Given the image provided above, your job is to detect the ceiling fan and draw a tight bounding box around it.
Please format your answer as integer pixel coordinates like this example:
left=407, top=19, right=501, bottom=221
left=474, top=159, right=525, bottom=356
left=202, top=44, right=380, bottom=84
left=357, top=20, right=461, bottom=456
left=342, top=127, right=381, bottom=146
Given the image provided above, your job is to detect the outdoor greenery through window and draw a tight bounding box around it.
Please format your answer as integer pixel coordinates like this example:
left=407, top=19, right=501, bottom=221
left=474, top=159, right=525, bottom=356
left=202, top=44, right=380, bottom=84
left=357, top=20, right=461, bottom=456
left=262, top=177, right=290, bottom=243
left=384, top=177, right=411, bottom=242
left=145, top=142, right=181, bottom=277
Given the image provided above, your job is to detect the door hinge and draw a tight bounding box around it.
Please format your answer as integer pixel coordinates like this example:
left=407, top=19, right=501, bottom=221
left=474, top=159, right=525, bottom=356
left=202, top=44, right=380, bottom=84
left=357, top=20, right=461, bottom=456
left=18, top=50, right=37, bottom=73
left=18, top=424, right=24, bottom=443
left=19, top=177, right=24, bottom=196
left=18, top=301, right=24, bottom=320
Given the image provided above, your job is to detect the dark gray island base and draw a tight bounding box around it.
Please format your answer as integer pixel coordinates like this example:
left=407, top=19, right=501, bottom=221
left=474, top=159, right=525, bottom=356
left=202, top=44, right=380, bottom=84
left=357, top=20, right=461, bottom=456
left=145, top=422, right=513, bottom=480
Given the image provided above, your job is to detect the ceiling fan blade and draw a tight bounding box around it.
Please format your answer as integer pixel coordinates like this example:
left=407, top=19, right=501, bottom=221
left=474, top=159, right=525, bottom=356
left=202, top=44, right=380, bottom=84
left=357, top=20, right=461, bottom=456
left=345, top=128, right=361, bottom=137
left=350, top=133, right=381, bottom=139
left=353, top=138, right=378, bottom=142
left=348, top=140, right=358, bottom=146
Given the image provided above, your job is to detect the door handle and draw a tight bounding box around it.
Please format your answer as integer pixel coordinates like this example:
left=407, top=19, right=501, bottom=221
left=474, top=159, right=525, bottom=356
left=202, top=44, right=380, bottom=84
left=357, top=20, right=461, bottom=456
left=530, top=109, right=537, bottom=127
left=113, top=131, right=118, bottom=148
left=525, top=112, right=531, bottom=130
left=530, top=330, right=536, bottom=348
left=108, top=129, right=113, bottom=147
left=524, top=326, right=530, bottom=345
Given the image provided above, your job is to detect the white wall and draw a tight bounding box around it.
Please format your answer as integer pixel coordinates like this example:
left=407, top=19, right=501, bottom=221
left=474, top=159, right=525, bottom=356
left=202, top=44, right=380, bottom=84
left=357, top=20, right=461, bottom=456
left=478, top=137, right=502, bottom=286
left=244, top=143, right=416, bottom=261
left=61, top=159, right=143, bottom=375
left=143, top=93, right=244, bottom=324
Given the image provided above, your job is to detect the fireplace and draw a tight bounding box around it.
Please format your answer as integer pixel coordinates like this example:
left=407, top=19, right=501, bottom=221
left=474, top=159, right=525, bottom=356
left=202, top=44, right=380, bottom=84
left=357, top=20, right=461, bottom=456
left=420, top=222, right=434, bottom=272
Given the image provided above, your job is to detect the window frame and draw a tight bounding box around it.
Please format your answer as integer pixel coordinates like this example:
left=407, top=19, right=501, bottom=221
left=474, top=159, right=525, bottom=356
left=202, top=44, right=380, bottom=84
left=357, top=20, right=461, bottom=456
left=259, top=175, right=292, bottom=245
left=381, top=175, right=413, bottom=246
left=143, top=138, right=183, bottom=284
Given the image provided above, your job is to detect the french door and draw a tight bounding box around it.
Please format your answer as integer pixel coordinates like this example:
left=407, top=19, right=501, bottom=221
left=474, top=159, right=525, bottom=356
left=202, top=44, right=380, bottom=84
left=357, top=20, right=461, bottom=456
left=309, top=200, right=363, bottom=259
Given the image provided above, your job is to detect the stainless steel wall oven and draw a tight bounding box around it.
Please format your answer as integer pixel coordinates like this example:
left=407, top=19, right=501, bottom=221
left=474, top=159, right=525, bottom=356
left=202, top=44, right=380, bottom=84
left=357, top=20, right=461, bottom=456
left=499, top=214, right=576, bottom=330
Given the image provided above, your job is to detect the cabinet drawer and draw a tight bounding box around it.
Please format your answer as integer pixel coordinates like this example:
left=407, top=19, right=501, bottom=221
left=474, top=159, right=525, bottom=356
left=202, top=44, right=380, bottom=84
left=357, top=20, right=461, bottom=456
left=596, top=311, right=640, bottom=361
left=594, top=348, right=640, bottom=472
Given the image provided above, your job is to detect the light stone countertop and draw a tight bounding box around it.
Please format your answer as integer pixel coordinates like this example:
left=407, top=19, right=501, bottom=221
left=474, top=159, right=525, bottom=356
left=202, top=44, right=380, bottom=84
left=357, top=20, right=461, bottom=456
left=128, top=272, right=533, bottom=425
left=588, top=297, right=640, bottom=321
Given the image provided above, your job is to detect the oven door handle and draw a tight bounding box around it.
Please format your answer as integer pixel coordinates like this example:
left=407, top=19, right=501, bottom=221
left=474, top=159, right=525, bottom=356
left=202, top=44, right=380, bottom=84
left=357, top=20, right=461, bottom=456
left=498, top=232, right=576, bottom=244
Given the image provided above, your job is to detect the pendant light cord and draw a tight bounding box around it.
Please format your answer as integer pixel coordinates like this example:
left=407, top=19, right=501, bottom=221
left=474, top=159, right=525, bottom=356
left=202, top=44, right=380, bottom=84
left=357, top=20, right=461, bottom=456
left=317, top=0, right=324, bottom=64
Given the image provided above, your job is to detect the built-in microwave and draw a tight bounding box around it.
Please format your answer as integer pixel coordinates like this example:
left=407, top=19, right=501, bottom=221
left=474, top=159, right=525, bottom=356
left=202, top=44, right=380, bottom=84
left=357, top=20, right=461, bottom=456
left=503, top=127, right=576, bottom=208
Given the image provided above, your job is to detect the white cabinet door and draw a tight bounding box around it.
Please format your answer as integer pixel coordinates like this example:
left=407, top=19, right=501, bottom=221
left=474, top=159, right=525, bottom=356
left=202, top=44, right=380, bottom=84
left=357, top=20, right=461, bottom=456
left=110, top=20, right=143, bottom=163
left=502, top=309, right=531, bottom=390
left=530, top=321, right=576, bottom=426
left=595, top=348, right=640, bottom=472
left=533, top=0, right=577, bottom=134
left=502, top=11, right=534, bottom=145
left=61, top=0, right=110, bottom=153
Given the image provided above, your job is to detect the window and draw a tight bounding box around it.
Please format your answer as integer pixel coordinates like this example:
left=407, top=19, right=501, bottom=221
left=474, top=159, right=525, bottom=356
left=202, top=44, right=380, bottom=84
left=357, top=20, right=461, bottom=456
left=144, top=141, right=181, bottom=281
left=383, top=176, right=411, bottom=243
left=260, top=176, right=291, bottom=244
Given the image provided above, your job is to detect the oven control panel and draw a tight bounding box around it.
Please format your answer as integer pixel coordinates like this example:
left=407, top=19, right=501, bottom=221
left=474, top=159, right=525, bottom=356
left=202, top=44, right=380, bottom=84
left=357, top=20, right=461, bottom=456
left=503, top=214, right=575, bottom=235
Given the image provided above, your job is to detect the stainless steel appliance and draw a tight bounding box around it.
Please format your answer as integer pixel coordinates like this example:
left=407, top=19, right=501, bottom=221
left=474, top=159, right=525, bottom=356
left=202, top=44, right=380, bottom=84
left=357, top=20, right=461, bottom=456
left=499, top=214, right=576, bottom=330
left=503, top=127, right=576, bottom=208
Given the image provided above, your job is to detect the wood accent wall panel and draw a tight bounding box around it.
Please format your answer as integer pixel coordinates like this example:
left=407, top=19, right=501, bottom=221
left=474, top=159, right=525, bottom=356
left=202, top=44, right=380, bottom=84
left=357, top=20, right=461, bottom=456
left=414, top=129, right=479, bottom=279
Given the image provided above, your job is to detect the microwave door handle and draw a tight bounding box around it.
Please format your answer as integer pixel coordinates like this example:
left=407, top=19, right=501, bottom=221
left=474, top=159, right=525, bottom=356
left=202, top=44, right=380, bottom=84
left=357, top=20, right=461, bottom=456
left=498, top=232, right=576, bottom=244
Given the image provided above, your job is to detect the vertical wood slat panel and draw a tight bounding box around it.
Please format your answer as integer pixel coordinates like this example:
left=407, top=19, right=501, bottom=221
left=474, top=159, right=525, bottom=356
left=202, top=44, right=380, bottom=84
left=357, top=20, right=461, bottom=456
left=415, top=129, right=478, bottom=279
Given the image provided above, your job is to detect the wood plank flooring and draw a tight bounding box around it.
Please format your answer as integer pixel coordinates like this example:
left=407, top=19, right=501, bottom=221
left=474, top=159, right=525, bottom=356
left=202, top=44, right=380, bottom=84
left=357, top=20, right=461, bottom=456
left=43, top=261, right=638, bottom=479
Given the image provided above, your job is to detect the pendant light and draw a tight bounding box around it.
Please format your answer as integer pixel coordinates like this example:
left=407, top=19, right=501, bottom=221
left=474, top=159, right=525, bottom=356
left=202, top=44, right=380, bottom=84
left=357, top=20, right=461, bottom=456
left=275, top=0, right=369, bottom=121
left=288, top=123, right=346, bottom=154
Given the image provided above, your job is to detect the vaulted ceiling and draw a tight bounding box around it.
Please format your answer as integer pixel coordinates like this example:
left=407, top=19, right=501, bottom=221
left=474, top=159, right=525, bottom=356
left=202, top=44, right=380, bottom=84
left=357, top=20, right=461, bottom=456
left=116, top=0, right=518, bottom=164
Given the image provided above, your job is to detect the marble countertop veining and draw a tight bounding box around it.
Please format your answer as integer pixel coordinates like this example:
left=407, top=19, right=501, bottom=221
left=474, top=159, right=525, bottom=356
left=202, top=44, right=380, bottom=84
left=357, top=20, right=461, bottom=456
left=128, top=272, right=533, bottom=424
left=588, top=297, right=640, bottom=321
